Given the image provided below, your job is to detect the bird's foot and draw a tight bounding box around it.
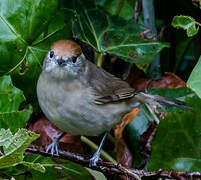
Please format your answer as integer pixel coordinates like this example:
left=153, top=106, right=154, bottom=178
left=45, top=132, right=65, bottom=156
left=89, top=152, right=100, bottom=167
left=89, top=132, right=108, bottom=168
left=46, top=139, right=59, bottom=156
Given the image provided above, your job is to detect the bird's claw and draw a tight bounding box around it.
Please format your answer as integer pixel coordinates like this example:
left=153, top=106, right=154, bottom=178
left=46, top=139, right=59, bottom=156
left=89, top=152, right=100, bottom=167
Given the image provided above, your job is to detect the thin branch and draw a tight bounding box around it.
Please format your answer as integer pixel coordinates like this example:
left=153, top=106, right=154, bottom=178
left=134, top=0, right=142, bottom=21
left=26, top=147, right=201, bottom=179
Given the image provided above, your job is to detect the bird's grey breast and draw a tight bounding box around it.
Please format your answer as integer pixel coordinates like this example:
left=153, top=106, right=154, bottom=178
left=37, top=71, right=130, bottom=136
left=37, top=72, right=104, bottom=135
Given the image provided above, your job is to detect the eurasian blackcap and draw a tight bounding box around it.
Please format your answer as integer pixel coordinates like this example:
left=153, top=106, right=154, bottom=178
left=37, top=40, right=185, bottom=166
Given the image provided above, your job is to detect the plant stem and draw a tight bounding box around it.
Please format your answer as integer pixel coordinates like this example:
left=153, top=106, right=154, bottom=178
left=81, top=136, right=117, bottom=163
left=142, top=0, right=161, bottom=80
left=195, top=21, right=201, bottom=27
left=107, top=133, right=115, bottom=144
left=97, top=53, right=104, bottom=67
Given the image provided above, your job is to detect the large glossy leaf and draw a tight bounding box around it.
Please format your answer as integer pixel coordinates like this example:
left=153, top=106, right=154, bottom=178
left=171, top=16, right=199, bottom=37
left=0, top=0, right=57, bottom=74
left=97, top=0, right=136, bottom=20
left=147, top=87, right=191, bottom=98
left=187, top=56, right=201, bottom=98
left=0, top=128, right=39, bottom=169
left=0, top=0, right=71, bottom=106
left=19, top=154, right=93, bottom=180
left=146, top=97, right=201, bottom=171
left=86, top=168, right=107, bottom=180
left=72, top=9, right=169, bottom=65
left=20, top=161, right=45, bottom=173
left=0, top=75, right=32, bottom=133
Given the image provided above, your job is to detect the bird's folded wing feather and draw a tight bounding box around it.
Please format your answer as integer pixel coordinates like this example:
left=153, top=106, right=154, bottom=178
left=94, top=87, right=136, bottom=104
left=87, top=63, right=136, bottom=104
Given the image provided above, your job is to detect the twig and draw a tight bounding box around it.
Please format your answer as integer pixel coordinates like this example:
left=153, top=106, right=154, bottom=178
left=26, top=147, right=201, bottom=179
left=195, top=21, right=201, bottom=27
left=134, top=0, right=142, bottom=21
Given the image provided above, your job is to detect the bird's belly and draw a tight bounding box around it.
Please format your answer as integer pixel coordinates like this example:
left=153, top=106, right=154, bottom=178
left=37, top=76, right=127, bottom=136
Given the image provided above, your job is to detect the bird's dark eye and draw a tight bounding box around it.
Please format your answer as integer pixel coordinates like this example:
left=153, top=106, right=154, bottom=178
left=50, top=51, right=54, bottom=58
left=72, top=56, right=77, bottom=63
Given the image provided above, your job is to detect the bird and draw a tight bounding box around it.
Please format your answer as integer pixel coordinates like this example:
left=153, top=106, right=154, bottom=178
left=37, top=40, right=186, bottom=166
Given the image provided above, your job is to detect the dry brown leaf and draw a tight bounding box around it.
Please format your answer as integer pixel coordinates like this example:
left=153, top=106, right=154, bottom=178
left=114, top=108, right=141, bottom=139
left=148, top=72, right=186, bottom=89
left=115, top=138, right=133, bottom=168
left=125, top=65, right=186, bottom=90
left=28, top=117, right=83, bottom=153
left=114, top=108, right=141, bottom=168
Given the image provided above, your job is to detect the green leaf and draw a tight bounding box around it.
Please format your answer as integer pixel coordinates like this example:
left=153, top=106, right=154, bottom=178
left=171, top=158, right=201, bottom=171
left=0, top=128, right=39, bottom=169
left=97, top=0, right=136, bottom=20
left=0, top=0, right=57, bottom=74
left=187, top=56, right=201, bottom=98
left=173, top=38, right=192, bottom=73
left=20, top=161, right=45, bottom=173
left=147, top=87, right=192, bottom=98
left=146, top=97, right=201, bottom=171
left=73, top=9, right=169, bottom=65
left=0, top=75, right=32, bottom=133
left=0, top=0, right=72, bottom=107
left=86, top=168, right=107, bottom=180
left=23, top=154, right=93, bottom=180
left=0, top=75, right=24, bottom=112
left=171, top=16, right=199, bottom=37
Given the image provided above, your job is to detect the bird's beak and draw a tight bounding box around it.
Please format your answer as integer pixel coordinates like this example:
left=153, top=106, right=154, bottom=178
left=57, top=57, right=66, bottom=66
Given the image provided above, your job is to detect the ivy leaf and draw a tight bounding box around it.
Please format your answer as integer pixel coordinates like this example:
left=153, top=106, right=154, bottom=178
left=73, top=9, right=169, bottom=65
left=0, top=128, right=39, bottom=169
left=97, top=0, right=136, bottom=20
left=20, top=161, right=45, bottom=173
left=0, top=0, right=71, bottom=106
left=22, top=154, right=93, bottom=180
left=171, top=158, right=201, bottom=171
left=171, top=16, right=199, bottom=37
left=146, top=97, right=201, bottom=171
left=0, top=75, right=32, bottom=133
left=187, top=56, right=201, bottom=98
left=86, top=168, right=107, bottom=180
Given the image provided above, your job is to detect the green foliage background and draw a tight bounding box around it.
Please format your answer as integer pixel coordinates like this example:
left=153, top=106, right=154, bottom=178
left=0, top=0, right=200, bottom=179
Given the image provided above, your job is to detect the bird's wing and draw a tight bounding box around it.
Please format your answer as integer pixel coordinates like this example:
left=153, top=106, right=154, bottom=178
left=87, top=62, right=136, bottom=104
left=94, top=87, right=136, bottom=104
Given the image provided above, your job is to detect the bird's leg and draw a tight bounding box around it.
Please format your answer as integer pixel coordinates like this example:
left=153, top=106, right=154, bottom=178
left=46, top=132, right=66, bottom=156
left=89, top=132, right=108, bottom=167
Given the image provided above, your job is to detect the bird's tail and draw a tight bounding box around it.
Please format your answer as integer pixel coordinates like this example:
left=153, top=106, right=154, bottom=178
left=134, top=92, right=187, bottom=108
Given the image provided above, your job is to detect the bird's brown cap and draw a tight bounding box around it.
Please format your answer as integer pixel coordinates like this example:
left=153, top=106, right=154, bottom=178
left=51, top=40, right=82, bottom=57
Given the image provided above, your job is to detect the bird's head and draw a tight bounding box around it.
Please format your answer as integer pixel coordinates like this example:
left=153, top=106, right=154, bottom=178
left=43, top=40, right=87, bottom=79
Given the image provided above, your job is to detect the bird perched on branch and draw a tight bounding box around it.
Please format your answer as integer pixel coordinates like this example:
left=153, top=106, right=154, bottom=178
left=37, top=40, right=186, bottom=166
